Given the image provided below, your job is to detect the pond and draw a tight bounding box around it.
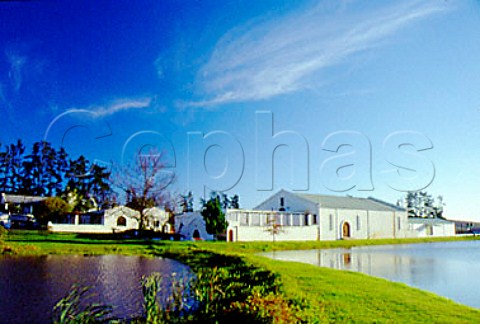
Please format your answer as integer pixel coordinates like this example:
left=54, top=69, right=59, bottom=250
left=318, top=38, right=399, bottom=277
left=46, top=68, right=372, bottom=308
left=261, top=241, right=480, bottom=309
left=0, top=255, right=191, bottom=323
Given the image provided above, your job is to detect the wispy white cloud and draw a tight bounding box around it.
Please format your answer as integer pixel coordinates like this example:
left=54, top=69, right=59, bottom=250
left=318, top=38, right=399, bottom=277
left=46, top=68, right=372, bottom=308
left=0, top=82, right=5, bottom=103
left=6, top=50, right=27, bottom=92
left=68, top=97, right=153, bottom=118
left=191, top=0, right=450, bottom=107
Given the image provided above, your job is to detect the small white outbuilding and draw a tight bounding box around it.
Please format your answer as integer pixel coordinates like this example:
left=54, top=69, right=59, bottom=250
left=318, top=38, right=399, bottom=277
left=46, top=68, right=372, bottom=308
left=48, top=206, right=169, bottom=234
left=174, top=212, right=214, bottom=241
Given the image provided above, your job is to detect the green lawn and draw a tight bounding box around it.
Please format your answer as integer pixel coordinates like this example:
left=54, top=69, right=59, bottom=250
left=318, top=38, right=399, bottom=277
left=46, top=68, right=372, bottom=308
left=2, top=230, right=480, bottom=323
left=250, top=256, right=480, bottom=323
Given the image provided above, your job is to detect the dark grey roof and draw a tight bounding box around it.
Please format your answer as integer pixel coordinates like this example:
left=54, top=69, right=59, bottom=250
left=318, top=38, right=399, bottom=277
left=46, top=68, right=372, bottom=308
left=408, top=217, right=453, bottom=225
left=2, top=194, right=47, bottom=204
left=294, top=193, right=405, bottom=212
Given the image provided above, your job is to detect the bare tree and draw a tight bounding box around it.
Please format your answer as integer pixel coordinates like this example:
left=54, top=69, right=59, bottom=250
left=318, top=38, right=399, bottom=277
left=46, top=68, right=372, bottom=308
left=265, top=213, right=285, bottom=243
left=114, top=149, right=175, bottom=232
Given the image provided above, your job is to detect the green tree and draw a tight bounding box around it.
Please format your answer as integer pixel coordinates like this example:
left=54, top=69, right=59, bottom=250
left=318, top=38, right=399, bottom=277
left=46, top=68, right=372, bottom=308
left=1, top=140, right=26, bottom=193
left=0, top=143, right=7, bottom=193
left=179, top=191, right=194, bottom=213
left=201, top=193, right=228, bottom=239
left=36, top=197, right=72, bottom=225
left=64, top=188, right=96, bottom=212
left=63, top=156, right=112, bottom=208
left=89, top=164, right=112, bottom=207
left=22, top=141, right=60, bottom=196
left=0, top=140, right=112, bottom=203
left=230, top=194, right=240, bottom=209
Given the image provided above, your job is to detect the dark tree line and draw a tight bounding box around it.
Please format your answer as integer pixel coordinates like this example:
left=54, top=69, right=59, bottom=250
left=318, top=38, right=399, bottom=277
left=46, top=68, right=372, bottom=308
left=177, top=191, right=240, bottom=214
left=404, top=191, right=444, bottom=219
left=0, top=140, right=112, bottom=206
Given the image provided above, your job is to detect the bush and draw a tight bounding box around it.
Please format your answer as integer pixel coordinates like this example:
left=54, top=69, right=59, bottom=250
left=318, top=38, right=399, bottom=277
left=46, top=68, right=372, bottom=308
left=37, top=197, right=72, bottom=225
left=230, top=289, right=305, bottom=323
left=0, top=225, right=7, bottom=239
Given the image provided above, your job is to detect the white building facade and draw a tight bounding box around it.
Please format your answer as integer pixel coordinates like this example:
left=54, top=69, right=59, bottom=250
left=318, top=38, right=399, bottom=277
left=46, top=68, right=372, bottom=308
left=226, top=190, right=409, bottom=242
left=48, top=206, right=169, bottom=234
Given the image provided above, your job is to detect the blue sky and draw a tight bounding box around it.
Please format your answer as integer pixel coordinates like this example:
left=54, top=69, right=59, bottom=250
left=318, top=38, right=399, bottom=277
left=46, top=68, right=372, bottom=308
left=2, top=0, right=480, bottom=220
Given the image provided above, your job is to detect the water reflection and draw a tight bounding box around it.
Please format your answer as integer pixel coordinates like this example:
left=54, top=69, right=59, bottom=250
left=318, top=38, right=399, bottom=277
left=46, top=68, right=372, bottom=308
left=0, top=255, right=191, bottom=323
left=262, top=241, right=480, bottom=309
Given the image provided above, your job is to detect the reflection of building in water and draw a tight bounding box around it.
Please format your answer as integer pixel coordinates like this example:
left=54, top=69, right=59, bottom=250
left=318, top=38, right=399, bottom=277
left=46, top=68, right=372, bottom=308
left=343, top=253, right=352, bottom=266
left=265, top=246, right=438, bottom=287
left=312, top=248, right=438, bottom=286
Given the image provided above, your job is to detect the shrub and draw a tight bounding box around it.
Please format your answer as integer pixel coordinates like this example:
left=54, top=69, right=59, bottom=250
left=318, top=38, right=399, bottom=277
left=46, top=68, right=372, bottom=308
left=37, top=197, right=72, bottom=225
left=0, top=225, right=7, bottom=240
left=230, top=289, right=305, bottom=324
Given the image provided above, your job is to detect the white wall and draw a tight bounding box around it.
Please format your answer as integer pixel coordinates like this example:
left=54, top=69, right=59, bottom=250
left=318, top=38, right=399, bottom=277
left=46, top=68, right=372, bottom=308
left=47, top=224, right=120, bottom=234
left=408, top=221, right=456, bottom=238
left=228, top=225, right=319, bottom=242
left=48, top=206, right=141, bottom=234
left=318, top=208, right=408, bottom=241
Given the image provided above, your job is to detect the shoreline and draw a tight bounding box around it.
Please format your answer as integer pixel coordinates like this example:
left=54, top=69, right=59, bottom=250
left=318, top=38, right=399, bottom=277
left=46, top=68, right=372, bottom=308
left=2, top=231, right=480, bottom=322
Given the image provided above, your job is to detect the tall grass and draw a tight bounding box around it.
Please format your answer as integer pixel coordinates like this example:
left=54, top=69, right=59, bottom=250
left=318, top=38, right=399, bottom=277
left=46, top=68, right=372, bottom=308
left=51, top=285, right=113, bottom=323
left=141, top=272, right=193, bottom=323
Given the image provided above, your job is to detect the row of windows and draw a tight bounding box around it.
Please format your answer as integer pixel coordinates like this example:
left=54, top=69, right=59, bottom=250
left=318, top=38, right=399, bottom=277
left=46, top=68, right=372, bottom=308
left=279, top=198, right=403, bottom=232
left=329, top=214, right=403, bottom=232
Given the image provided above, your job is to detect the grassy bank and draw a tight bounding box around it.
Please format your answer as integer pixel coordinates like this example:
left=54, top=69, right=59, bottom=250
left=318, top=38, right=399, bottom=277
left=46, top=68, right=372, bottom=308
left=4, top=230, right=478, bottom=255
left=2, top=230, right=480, bottom=322
left=248, top=256, right=480, bottom=323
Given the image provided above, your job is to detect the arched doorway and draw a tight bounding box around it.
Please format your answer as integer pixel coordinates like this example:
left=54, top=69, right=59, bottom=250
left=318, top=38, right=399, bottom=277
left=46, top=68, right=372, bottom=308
left=342, top=222, right=351, bottom=238
left=228, top=229, right=234, bottom=242
left=117, top=216, right=127, bottom=227
left=192, top=229, right=200, bottom=240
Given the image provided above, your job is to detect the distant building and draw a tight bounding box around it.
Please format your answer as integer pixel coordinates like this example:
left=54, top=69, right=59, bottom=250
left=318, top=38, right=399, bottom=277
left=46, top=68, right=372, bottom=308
left=451, top=220, right=480, bottom=234
left=0, top=193, right=46, bottom=229
left=1, top=193, right=46, bottom=215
